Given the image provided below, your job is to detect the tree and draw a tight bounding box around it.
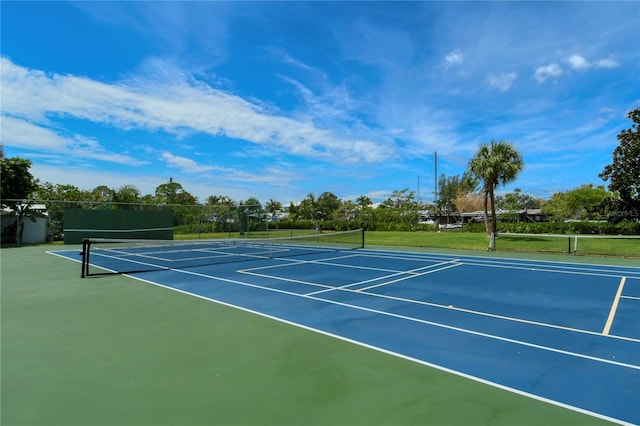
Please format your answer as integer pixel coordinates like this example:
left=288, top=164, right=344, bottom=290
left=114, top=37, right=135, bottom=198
left=317, top=191, right=341, bottom=220
left=387, top=188, right=417, bottom=209
left=1, top=157, right=39, bottom=204
left=299, top=193, right=321, bottom=231
left=35, top=182, right=88, bottom=203
left=0, top=156, right=40, bottom=243
left=296, top=192, right=342, bottom=230
left=154, top=179, right=198, bottom=226
left=113, top=185, right=141, bottom=207
left=377, top=188, right=421, bottom=230
left=202, top=195, right=235, bottom=233
left=356, top=195, right=372, bottom=210
left=599, top=108, right=640, bottom=221
left=436, top=172, right=478, bottom=215
left=287, top=201, right=300, bottom=220
left=454, top=192, right=485, bottom=213
left=238, top=197, right=262, bottom=234
left=495, top=188, right=541, bottom=211
left=206, top=195, right=234, bottom=206
left=543, top=184, right=610, bottom=221
left=264, top=199, right=282, bottom=221
left=335, top=200, right=358, bottom=223
left=467, top=140, right=524, bottom=249
left=34, top=183, right=91, bottom=239
left=154, top=179, right=197, bottom=205
left=90, top=186, right=115, bottom=204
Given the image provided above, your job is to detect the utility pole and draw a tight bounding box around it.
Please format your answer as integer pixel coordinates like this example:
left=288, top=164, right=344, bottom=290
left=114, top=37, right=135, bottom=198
left=434, top=151, right=439, bottom=225
left=434, top=151, right=438, bottom=203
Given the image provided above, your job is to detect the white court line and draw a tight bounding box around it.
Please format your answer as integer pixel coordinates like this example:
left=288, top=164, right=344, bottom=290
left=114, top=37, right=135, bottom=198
left=301, top=270, right=418, bottom=296
left=436, top=259, right=634, bottom=279
left=48, top=249, right=638, bottom=425
left=346, top=285, right=640, bottom=343
left=238, top=256, right=640, bottom=342
left=381, top=251, right=639, bottom=279
left=167, top=267, right=640, bottom=370
left=119, top=270, right=636, bottom=426
left=243, top=250, right=638, bottom=283
left=240, top=253, right=421, bottom=275
left=304, top=260, right=462, bottom=296
left=621, top=295, right=640, bottom=301
left=79, top=247, right=640, bottom=343
left=238, top=268, right=339, bottom=290
left=351, top=252, right=464, bottom=263
left=361, top=248, right=640, bottom=278
left=270, top=249, right=640, bottom=285
left=238, top=254, right=469, bottom=292
left=356, top=262, right=463, bottom=292
left=239, top=264, right=412, bottom=294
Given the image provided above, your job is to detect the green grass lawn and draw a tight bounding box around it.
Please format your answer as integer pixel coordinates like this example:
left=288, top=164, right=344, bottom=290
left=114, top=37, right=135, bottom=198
left=365, top=231, right=640, bottom=258
left=175, top=229, right=639, bottom=259
left=365, top=231, right=489, bottom=250
left=496, top=234, right=640, bottom=257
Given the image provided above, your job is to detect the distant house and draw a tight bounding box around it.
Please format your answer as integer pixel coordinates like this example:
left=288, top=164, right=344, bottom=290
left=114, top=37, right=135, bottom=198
left=1, top=204, right=49, bottom=244
left=441, top=209, right=551, bottom=226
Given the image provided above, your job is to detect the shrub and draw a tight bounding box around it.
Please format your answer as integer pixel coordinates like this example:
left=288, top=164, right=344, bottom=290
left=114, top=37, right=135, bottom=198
left=462, top=221, right=639, bottom=235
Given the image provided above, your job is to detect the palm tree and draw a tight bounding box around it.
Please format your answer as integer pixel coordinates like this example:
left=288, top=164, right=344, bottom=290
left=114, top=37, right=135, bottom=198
left=356, top=195, right=372, bottom=210
left=265, top=199, right=282, bottom=221
left=467, top=140, right=524, bottom=250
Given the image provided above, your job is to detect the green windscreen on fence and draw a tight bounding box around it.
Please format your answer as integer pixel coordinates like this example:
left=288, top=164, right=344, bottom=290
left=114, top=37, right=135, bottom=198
left=63, top=209, right=174, bottom=244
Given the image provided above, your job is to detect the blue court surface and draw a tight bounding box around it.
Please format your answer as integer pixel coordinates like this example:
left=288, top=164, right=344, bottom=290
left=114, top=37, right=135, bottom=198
left=53, top=245, right=640, bottom=425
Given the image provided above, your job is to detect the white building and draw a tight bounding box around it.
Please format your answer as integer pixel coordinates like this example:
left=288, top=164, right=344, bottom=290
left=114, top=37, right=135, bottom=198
left=1, top=204, right=49, bottom=244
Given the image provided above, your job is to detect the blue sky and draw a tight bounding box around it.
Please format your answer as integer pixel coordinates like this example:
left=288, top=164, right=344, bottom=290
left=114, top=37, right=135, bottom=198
left=2, top=1, right=639, bottom=205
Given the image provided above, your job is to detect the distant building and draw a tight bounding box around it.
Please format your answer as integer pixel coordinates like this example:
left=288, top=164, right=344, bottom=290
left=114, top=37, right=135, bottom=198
left=1, top=204, right=50, bottom=244
left=442, top=209, right=551, bottom=226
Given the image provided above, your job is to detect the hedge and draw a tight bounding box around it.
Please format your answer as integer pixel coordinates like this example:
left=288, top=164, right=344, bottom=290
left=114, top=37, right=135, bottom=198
left=175, top=217, right=639, bottom=236
left=462, top=221, right=640, bottom=235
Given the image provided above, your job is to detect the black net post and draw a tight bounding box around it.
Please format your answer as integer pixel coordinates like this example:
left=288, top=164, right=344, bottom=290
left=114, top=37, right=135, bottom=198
left=81, top=239, right=91, bottom=278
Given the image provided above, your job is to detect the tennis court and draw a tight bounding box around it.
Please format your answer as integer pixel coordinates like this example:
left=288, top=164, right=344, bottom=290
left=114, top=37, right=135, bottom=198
left=48, top=233, right=640, bottom=425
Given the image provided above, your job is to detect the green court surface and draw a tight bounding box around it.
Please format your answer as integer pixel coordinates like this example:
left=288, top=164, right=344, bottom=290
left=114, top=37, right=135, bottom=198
left=1, top=244, right=620, bottom=425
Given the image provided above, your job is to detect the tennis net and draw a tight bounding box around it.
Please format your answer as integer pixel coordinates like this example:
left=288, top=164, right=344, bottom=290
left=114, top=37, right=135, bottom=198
left=81, top=229, right=365, bottom=277
left=495, top=232, right=640, bottom=257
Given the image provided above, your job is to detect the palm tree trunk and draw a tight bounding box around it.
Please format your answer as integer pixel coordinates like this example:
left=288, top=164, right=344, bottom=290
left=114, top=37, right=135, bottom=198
left=482, top=187, right=490, bottom=236
left=489, top=186, right=497, bottom=250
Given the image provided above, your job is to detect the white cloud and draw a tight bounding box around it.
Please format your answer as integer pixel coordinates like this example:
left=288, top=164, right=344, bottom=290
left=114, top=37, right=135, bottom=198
left=161, top=152, right=215, bottom=173
left=159, top=152, right=309, bottom=187
left=567, top=54, right=619, bottom=71
left=595, top=58, right=619, bottom=69
left=533, top=63, right=563, bottom=83
left=443, top=49, right=464, bottom=69
left=568, top=54, right=590, bottom=71
left=487, top=72, right=517, bottom=92
left=0, top=115, right=146, bottom=165
left=0, top=57, right=391, bottom=166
